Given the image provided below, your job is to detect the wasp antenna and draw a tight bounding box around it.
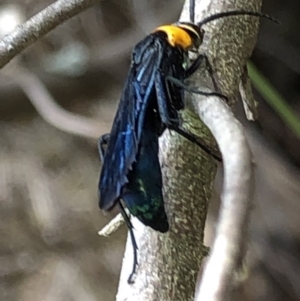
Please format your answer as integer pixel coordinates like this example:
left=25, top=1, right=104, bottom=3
left=189, top=0, right=195, bottom=23
left=197, top=10, right=280, bottom=27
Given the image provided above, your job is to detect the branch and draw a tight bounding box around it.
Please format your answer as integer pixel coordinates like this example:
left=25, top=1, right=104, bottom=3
left=194, top=97, right=253, bottom=301
left=0, top=0, right=100, bottom=69
left=10, top=65, right=105, bottom=139
left=185, top=0, right=259, bottom=300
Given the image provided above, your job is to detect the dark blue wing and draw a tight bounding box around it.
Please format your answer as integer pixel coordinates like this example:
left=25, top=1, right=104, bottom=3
left=122, top=108, right=169, bottom=233
left=99, top=34, right=164, bottom=211
left=155, top=45, right=186, bottom=125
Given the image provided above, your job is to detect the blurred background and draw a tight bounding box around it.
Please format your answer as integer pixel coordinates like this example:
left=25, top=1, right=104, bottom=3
left=0, top=0, right=299, bottom=300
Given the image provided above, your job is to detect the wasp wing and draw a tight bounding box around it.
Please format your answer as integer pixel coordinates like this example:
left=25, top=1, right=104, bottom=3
left=99, top=35, right=164, bottom=211
left=154, top=45, right=186, bottom=126
left=122, top=106, right=169, bottom=232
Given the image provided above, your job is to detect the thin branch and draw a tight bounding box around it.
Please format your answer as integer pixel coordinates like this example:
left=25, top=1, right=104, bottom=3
left=187, top=0, right=259, bottom=300
left=11, top=65, right=105, bottom=139
left=194, top=97, right=253, bottom=301
left=0, top=0, right=100, bottom=69
left=98, top=211, right=128, bottom=237
left=239, top=65, right=258, bottom=121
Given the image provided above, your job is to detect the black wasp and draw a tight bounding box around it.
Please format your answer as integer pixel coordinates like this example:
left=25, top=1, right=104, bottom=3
left=98, top=10, right=278, bottom=283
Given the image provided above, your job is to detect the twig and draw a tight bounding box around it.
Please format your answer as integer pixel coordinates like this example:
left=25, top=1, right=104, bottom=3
left=239, top=65, right=258, bottom=121
left=0, top=0, right=100, bottom=69
left=194, top=97, right=253, bottom=301
left=11, top=65, right=105, bottom=139
left=188, top=0, right=259, bottom=300
left=98, top=212, right=127, bottom=237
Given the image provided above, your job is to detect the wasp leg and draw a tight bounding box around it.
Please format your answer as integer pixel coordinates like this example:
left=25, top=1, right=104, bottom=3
left=165, top=76, right=227, bottom=101
left=155, top=72, right=180, bottom=126
left=168, top=126, right=222, bottom=162
left=155, top=73, right=222, bottom=162
left=185, top=53, right=221, bottom=94
left=99, top=134, right=139, bottom=283
left=118, top=202, right=138, bottom=284
left=184, top=53, right=206, bottom=78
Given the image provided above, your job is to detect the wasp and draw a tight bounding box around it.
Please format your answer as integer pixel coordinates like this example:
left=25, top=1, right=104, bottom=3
left=98, top=10, right=278, bottom=283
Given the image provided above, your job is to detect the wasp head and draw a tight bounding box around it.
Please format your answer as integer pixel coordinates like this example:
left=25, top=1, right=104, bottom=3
left=154, top=22, right=204, bottom=51
left=176, top=22, right=204, bottom=50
